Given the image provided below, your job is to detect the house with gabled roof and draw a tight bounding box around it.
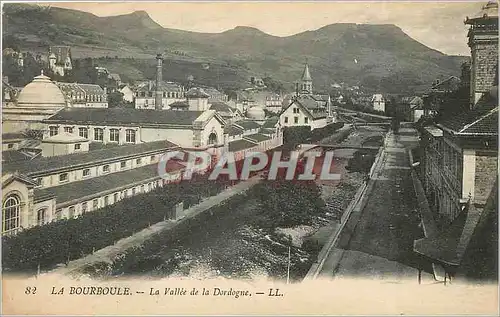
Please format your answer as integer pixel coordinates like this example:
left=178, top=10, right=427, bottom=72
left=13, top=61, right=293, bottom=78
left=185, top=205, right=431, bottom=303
left=279, top=96, right=327, bottom=130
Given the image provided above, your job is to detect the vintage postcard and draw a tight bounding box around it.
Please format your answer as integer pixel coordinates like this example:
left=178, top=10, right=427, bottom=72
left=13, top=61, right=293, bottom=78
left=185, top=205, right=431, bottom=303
left=1, top=0, right=498, bottom=315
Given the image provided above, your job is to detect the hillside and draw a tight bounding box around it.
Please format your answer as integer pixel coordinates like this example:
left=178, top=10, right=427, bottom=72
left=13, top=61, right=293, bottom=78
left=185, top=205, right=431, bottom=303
left=2, top=3, right=468, bottom=94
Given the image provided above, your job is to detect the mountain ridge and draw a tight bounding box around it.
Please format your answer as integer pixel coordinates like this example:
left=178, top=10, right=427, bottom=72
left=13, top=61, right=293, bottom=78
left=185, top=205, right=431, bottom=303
left=3, top=3, right=469, bottom=94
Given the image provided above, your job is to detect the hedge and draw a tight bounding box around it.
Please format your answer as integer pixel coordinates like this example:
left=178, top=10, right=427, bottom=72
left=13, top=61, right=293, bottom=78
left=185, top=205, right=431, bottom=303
left=2, top=173, right=233, bottom=273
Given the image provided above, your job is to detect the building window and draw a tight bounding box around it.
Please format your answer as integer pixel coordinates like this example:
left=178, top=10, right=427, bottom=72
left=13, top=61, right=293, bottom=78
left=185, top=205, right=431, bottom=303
left=123, top=190, right=128, bottom=198
left=37, top=209, right=47, bottom=226
left=83, top=169, right=90, bottom=177
left=284, top=117, right=289, bottom=124
left=120, top=161, right=127, bottom=169
left=104, top=196, right=109, bottom=207
left=150, top=155, right=156, bottom=162
left=94, top=128, right=104, bottom=141
left=136, top=158, right=142, bottom=165
left=79, top=127, right=88, bottom=139
left=92, top=199, right=99, bottom=210
left=110, top=129, right=120, bottom=142
left=294, top=117, right=299, bottom=124
left=68, top=206, right=76, bottom=218
left=103, top=165, right=110, bottom=173
left=49, top=126, right=58, bottom=136
left=64, top=126, right=73, bottom=133
left=140, top=185, right=145, bottom=193
left=7, top=144, right=14, bottom=149
left=126, top=129, right=136, bottom=143
left=3, top=194, right=21, bottom=234
left=132, top=188, right=136, bottom=196
left=293, top=108, right=299, bottom=114
left=59, top=173, right=68, bottom=183
left=304, top=117, right=309, bottom=124
left=74, top=143, right=81, bottom=150
left=114, top=193, right=119, bottom=203
left=82, top=202, right=88, bottom=213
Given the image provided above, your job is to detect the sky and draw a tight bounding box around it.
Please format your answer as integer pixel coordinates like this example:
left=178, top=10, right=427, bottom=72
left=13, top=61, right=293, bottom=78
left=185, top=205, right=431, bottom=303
left=44, top=1, right=487, bottom=56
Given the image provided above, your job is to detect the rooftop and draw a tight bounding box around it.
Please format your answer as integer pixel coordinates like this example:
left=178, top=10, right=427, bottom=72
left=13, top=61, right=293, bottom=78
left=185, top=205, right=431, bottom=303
left=234, top=120, right=261, bottom=131
left=3, top=139, right=178, bottom=176
left=43, top=108, right=204, bottom=127
left=228, top=139, right=257, bottom=152
left=438, top=92, right=498, bottom=136
left=34, top=163, right=170, bottom=206
left=244, top=133, right=272, bottom=142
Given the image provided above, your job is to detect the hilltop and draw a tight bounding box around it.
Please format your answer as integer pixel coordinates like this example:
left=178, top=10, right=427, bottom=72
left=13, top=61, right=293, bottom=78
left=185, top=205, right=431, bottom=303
left=2, top=4, right=468, bottom=93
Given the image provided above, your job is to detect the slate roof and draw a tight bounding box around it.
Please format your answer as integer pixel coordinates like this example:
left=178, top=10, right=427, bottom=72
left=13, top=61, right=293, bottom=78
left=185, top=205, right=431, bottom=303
left=259, top=128, right=275, bottom=135
left=431, top=76, right=461, bottom=92
left=228, top=139, right=257, bottom=152
left=2, top=132, right=24, bottom=141
left=2, top=140, right=178, bottom=176
left=438, top=93, right=498, bottom=136
left=43, top=108, right=203, bottom=127
left=136, top=81, right=183, bottom=92
left=186, top=87, right=210, bottom=98
left=261, top=117, right=279, bottom=129
left=224, top=124, right=244, bottom=136
left=170, top=101, right=189, bottom=108
left=2, top=151, right=31, bottom=163
left=234, top=120, right=261, bottom=130
left=34, top=163, right=164, bottom=206
left=244, top=133, right=272, bottom=142
left=210, top=102, right=232, bottom=112
left=284, top=98, right=327, bottom=120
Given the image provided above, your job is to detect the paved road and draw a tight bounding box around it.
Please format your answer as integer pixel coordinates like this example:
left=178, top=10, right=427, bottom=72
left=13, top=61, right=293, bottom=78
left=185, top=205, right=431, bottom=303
left=320, top=127, right=434, bottom=282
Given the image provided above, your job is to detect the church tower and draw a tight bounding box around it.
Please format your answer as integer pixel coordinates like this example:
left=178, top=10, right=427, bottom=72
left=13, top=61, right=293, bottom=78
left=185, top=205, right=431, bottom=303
left=300, top=62, right=313, bottom=95
left=465, top=0, right=498, bottom=107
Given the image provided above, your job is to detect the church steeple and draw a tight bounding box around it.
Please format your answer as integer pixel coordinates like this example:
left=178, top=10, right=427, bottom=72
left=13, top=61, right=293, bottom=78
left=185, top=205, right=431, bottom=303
left=300, top=62, right=313, bottom=95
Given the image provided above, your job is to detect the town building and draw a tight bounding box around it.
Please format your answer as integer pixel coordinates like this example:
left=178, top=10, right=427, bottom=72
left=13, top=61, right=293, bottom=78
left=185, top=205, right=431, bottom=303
left=371, top=94, right=385, bottom=112
left=280, top=97, right=327, bottom=130
left=203, top=86, right=229, bottom=103
left=414, top=0, right=498, bottom=279
left=134, top=81, right=185, bottom=109
left=41, top=107, right=226, bottom=150
left=278, top=63, right=332, bottom=130
left=264, top=93, right=284, bottom=113
left=56, top=82, right=108, bottom=108
left=48, top=46, right=72, bottom=77
left=1, top=139, right=182, bottom=235
left=118, top=84, right=135, bottom=103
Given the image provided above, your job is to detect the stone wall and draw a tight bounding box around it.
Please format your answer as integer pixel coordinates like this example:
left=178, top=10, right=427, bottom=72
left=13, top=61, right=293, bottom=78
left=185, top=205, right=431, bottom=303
left=472, top=42, right=498, bottom=94
left=474, top=152, right=498, bottom=203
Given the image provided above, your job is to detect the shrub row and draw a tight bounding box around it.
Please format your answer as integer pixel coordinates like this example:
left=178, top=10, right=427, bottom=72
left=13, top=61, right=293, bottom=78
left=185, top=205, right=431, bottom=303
left=2, top=174, right=233, bottom=273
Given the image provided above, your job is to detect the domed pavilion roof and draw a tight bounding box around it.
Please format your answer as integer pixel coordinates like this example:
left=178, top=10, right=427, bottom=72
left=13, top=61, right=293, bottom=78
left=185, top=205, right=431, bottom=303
left=246, top=105, right=266, bottom=120
left=17, top=71, right=66, bottom=108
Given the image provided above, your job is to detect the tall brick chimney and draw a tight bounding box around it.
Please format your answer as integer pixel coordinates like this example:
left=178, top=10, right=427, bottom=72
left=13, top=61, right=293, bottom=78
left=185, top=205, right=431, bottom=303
left=155, top=53, right=163, bottom=110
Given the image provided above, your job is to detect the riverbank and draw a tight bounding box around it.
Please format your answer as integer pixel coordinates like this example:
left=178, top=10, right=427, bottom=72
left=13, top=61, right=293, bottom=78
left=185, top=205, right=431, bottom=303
left=75, top=126, right=385, bottom=282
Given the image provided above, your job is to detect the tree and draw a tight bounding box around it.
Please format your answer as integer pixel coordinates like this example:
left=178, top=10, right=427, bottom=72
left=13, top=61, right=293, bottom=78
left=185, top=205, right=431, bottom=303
left=107, top=91, right=124, bottom=108
left=255, top=180, right=326, bottom=227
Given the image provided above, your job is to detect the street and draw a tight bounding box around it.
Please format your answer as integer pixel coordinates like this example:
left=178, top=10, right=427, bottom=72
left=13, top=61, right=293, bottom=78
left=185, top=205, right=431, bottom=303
left=319, top=127, right=434, bottom=281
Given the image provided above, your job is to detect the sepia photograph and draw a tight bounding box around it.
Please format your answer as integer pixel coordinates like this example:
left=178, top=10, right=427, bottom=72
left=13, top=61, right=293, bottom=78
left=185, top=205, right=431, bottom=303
left=1, top=0, right=498, bottom=315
